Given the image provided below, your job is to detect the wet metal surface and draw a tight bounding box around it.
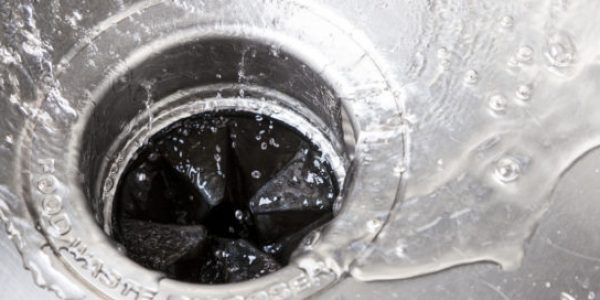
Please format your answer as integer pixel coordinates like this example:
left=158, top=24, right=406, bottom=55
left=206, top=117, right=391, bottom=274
left=2, top=0, right=600, bottom=299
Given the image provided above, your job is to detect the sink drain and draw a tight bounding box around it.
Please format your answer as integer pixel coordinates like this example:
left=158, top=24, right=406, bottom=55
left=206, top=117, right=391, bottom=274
left=113, top=111, right=340, bottom=284
left=14, top=1, right=404, bottom=298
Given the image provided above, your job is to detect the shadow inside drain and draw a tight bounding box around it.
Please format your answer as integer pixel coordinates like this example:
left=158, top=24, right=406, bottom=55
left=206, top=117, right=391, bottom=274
left=113, top=111, right=338, bottom=284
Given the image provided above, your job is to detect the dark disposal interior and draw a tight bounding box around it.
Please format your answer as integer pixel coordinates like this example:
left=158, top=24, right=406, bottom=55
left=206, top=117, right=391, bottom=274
left=113, top=111, right=338, bottom=284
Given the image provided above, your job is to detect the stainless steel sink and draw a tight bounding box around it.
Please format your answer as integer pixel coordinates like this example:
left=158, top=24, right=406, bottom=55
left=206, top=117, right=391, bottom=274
left=1, top=0, right=600, bottom=299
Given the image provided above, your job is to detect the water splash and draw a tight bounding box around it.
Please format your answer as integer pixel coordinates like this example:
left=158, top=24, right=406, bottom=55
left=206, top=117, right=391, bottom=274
left=3, top=0, right=600, bottom=295
left=347, top=0, right=600, bottom=282
left=0, top=189, right=84, bottom=299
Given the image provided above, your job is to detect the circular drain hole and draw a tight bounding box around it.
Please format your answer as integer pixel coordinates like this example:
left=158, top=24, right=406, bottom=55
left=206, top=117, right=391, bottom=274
left=20, top=2, right=401, bottom=297
left=112, top=111, right=339, bottom=284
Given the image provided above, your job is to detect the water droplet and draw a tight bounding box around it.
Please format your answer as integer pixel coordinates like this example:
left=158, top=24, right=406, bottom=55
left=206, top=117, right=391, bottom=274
left=395, top=240, right=407, bottom=258
left=464, top=69, right=479, bottom=85
left=489, top=94, right=508, bottom=113
left=515, top=84, right=533, bottom=101
left=545, top=281, right=552, bottom=288
left=366, top=219, right=383, bottom=233
left=215, top=73, right=222, bottom=79
left=215, top=250, right=224, bottom=258
left=500, top=15, right=514, bottom=29
left=588, top=291, right=596, bottom=300
left=260, top=142, right=268, bottom=150
left=316, top=199, right=323, bottom=207
left=270, top=44, right=280, bottom=57
left=234, top=210, right=244, bottom=220
left=255, top=115, right=263, bottom=122
left=545, top=32, right=576, bottom=68
left=393, top=164, right=407, bottom=177
left=247, top=254, right=256, bottom=264
left=251, top=170, right=262, bottom=179
left=437, top=47, right=450, bottom=59
left=269, top=138, right=280, bottom=148
left=516, top=46, right=534, bottom=63
left=561, top=292, right=576, bottom=300
left=136, top=172, right=147, bottom=183
left=495, top=157, right=521, bottom=183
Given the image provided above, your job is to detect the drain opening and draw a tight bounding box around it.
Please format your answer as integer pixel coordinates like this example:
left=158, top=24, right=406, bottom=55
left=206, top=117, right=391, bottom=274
left=112, top=111, right=339, bottom=284
left=78, top=37, right=353, bottom=287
